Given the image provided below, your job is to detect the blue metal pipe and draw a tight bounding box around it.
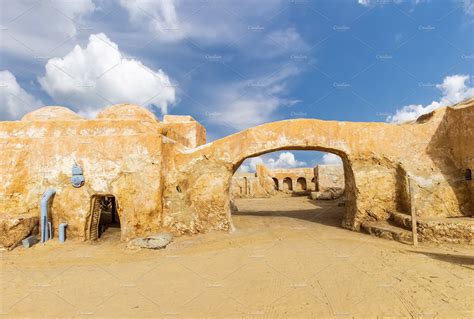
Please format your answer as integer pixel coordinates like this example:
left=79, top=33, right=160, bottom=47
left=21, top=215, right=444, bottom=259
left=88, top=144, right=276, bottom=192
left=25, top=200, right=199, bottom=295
left=59, top=223, right=68, bottom=243
left=40, top=189, right=56, bottom=243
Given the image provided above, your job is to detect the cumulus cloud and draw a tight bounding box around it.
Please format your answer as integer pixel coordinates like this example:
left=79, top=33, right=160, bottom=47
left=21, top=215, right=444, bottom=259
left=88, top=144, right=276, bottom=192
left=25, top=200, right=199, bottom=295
left=208, top=65, right=301, bottom=131
left=321, top=153, right=343, bottom=165
left=387, top=74, right=474, bottom=123
left=39, top=33, right=176, bottom=117
left=0, top=0, right=95, bottom=57
left=0, top=70, right=43, bottom=120
left=238, top=152, right=307, bottom=172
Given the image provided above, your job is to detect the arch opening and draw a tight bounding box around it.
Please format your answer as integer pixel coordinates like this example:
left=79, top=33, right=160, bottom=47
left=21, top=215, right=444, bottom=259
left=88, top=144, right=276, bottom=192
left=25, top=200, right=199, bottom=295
left=282, top=177, right=293, bottom=191
left=229, top=149, right=354, bottom=231
left=272, top=178, right=279, bottom=190
left=296, top=177, right=307, bottom=191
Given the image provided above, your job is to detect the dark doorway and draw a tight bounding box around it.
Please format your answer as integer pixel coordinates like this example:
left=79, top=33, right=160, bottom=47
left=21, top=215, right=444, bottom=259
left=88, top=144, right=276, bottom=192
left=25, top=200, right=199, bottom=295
left=89, top=195, right=120, bottom=240
left=272, top=178, right=279, bottom=190
left=283, top=177, right=293, bottom=191
left=296, top=177, right=307, bottom=191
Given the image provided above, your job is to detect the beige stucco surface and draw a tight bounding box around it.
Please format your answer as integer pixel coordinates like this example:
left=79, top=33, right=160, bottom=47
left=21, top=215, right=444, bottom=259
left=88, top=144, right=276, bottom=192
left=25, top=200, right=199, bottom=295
left=1, top=99, right=473, bottom=247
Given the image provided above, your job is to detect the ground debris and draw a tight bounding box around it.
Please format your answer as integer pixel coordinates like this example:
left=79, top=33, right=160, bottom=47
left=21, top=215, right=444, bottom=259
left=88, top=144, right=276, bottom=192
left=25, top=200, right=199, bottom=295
left=126, top=232, right=173, bottom=250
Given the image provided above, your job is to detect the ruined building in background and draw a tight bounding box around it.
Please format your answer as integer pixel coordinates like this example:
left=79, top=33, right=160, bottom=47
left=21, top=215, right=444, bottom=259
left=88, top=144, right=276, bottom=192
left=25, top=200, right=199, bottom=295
left=231, top=164, right=344, bottom=198
left=1, top=99, right=473, bottom=249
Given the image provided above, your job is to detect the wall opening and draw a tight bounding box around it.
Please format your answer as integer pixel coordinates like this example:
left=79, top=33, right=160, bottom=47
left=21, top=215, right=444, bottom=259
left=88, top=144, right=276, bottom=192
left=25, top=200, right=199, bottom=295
left=296, top=177, right=307, bottom=191
left=229, top=150, right=351, bottom=230
left=283, top=177, right=293, bottom=191
left=89, top=195, right=120, bottom=241
left=272, top=178, right=279, bottom=190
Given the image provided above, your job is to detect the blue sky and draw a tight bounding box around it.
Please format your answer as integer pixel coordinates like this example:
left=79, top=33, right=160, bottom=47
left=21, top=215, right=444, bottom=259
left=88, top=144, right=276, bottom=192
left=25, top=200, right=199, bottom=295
left=1, top=0, right=473, bottom=169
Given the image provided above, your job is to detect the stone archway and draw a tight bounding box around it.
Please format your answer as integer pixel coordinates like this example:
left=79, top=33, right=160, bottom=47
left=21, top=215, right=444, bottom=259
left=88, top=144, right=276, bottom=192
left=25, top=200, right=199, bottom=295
left=228, top=148, right=357, bottom=230
left=296, top=177, right=307, bottom=191
left=163, top=116, right=453, bottom=236
left=282, top=177, right=293, bottom=191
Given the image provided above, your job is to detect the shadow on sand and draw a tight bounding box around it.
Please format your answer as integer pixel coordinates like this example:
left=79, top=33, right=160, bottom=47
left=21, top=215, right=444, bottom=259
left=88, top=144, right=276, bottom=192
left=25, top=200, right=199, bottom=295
left=409, top=251, right=474, bottom=267
left=233, top=199, right=344, bottom=228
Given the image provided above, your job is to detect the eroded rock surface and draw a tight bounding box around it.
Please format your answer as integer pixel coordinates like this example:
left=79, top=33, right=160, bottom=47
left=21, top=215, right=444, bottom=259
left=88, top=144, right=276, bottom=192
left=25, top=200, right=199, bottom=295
left=0, top=99, right=472, bottom=245
left=0, top=214, right=38, bottom=249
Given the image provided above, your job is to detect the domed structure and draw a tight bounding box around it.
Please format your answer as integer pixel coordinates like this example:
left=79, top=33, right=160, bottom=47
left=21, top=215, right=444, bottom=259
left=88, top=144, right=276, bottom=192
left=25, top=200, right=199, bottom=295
left=96, top=104, right=158, bottom=122
left=21, top=106, right=82, bottom=121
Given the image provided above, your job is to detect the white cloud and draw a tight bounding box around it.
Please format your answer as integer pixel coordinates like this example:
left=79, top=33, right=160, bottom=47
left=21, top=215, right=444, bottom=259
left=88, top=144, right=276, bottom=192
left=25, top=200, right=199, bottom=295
left=0, top=70, right=43, bottom=120
left=238, top=152, right=307, bottom=172
left=39, top=33, right=176, bottom=117
left=267, top=152, right=307, bottom=169
left=118, top=0, right=285, bottom=44
left=321, top=153, right=342, bottom=165
left=0, top=0, right=95, bottom=58
left=387, top=74, right=474, bottom=123
left=358, top=0, right=472, bottom=16
left=358, top=0, right=371, bottom=6
left=208, top=65, right=300, bottom=131
left=265, top=28, right=309, bottom=56
left=119, top=0, right=183, bottom=42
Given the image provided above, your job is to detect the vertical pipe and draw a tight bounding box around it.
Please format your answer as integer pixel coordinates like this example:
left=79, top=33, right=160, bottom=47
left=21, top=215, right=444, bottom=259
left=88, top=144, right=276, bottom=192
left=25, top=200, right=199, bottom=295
left=59, top=223, right=68, bottom=243
left=40, top=189, right=56, bottom=243
left=409, top=178, right=418, bottom=246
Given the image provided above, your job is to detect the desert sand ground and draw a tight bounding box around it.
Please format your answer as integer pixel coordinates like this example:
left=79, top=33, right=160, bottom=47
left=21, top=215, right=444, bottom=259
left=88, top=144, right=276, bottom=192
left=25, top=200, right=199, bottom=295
left=1, top=197, right=473, bottom=318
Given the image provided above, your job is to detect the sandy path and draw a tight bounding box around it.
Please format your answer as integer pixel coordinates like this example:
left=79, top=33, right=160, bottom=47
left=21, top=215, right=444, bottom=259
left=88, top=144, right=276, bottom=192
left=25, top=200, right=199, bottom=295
left=1, top=197, right=473, bottom=318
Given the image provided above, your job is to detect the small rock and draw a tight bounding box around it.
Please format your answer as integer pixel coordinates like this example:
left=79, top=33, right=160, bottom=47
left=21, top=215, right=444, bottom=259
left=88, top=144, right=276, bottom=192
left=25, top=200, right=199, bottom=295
left=127, top=232, right=173, bottom=250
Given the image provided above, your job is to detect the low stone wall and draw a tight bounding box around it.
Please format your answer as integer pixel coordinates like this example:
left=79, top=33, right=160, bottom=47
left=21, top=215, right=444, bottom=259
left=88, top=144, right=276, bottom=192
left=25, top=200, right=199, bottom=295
left=230, top=164, right=336, bottom=198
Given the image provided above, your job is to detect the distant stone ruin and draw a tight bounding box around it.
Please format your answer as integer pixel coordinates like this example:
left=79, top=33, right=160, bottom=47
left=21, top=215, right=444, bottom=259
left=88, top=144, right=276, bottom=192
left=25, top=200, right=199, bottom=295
left=231, top=164, right=344, bottom=198
left=0, top=99, right=473, bottom=248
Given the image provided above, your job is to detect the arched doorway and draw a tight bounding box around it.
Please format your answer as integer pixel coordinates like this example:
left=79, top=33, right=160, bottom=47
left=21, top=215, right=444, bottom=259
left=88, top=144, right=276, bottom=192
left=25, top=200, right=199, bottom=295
left=282, top=177, right=293, bottom=191
left=169, top=119, right=362, bottom=233
left=227, top=147, right=355, bottom=229
left=296, top=177, right=307, bottom=191
left=272, top=178, right=279, bottom=190
left=228, top=149, right=349, bottom=235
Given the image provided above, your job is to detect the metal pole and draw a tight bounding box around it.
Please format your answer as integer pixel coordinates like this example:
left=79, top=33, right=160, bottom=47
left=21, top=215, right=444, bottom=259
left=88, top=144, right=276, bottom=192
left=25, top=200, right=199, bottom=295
left=409, top=177, right=418, bottom=246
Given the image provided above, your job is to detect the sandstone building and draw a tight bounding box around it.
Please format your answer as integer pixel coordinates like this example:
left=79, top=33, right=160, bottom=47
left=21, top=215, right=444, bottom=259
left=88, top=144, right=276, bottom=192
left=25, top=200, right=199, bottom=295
left=1, top=99, right=473, bottom=248
left=231, top=164, right=344, bottom=198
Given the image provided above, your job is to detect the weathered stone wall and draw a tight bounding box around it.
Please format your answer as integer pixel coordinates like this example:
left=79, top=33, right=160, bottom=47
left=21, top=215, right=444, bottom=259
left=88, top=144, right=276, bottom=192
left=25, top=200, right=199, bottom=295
left=161, top=115, right=206, bottom=148
left=0, top=105, right=164, bottom=242
left=443, top=102, right=474, bottom=216
left=270, top=167, right=316, bottom=192
left=230, top=165, right=316, bottom=198
left=1, top=100, right=473, bottom=246
left=314, top=164, right=344, bottom=191
left=165, top=100, right=474, bottom=234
